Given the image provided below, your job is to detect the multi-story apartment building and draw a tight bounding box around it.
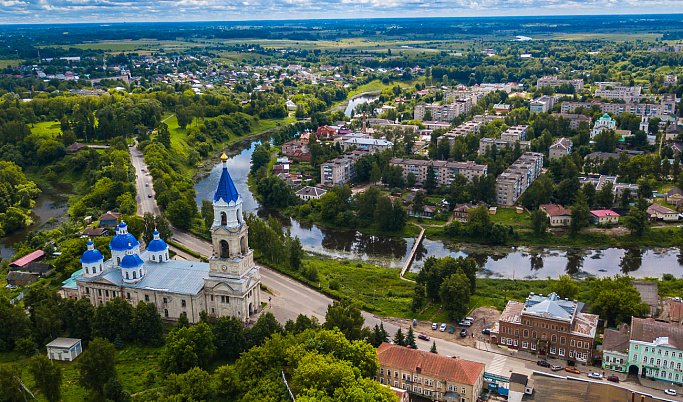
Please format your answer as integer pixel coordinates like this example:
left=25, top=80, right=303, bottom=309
left=530, top=95, right=555, bottom=113
left=342, top=137, right=393, bottom=152
left=549, top=137, right=573, bottom=160
left=537, top=76, right=584, bottom=92
left=438, top=121, right=483, bottom=148
left=491, top=292, right=599, bottom=364
left=320, top=149, right=371, bottom=187
left=594, top=85, right=644, bottom=102
left=472, top=114, right=505, bottom=124
left=390, top=158, right=488, bottom=186
left=444, top=90, right=485, bottom=105
left=578, top=175, right=639, bottom=201
left=561, top=96, right=676, bottom=117
left=414, top=99, right=472, bottom=122
left=664, top=75, right=678, bottom=87
left=558, top=113, right=592, bottom=130
left=500, top=125, right=528, bottom=141
left=495, top=152, right=544, bottom=206
left=478, top=138, right=531, bottom=155
left=603, top=317, right=683, bottom=385
left=376, top=342, right=485, bottom=402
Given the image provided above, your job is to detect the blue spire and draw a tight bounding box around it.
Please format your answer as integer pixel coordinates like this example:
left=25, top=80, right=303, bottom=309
left=213, top=152, right=240, bottom=204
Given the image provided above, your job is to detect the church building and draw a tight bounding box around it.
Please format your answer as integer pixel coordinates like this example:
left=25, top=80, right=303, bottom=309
left=62, top=152, right=261, bottom=323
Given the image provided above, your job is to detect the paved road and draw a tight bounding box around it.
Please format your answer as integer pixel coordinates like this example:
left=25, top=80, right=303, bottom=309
left=129, top=143, right=160, bottom=216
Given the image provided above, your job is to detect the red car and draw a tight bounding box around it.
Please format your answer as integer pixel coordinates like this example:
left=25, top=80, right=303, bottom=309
left=607, top=375, right=619, bottom=383
left=417, top=334, right=430, bottom=341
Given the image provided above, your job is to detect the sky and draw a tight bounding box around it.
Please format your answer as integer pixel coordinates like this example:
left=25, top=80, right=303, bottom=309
left=1, top=0, right=683, bottom=24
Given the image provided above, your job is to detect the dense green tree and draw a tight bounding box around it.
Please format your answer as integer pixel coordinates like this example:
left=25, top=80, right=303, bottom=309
left=570, top=191, right=590, bottom=234
left=161, top=322, right=216, bottom=374
left=78, top=338, right=117, bottom=395
left=589, top=276, right=650, bottom=327
left=623, top=203, right=650, bottom=236
left=28, top=355, right=62, bottom=402
left=131, top=301, right=164, bottom=346
left=439, top=272, right=471, bottom=320
left=0, top=365, right=28, bottom=401
left=201, top=199, right=214, bottom=230
left=551, top=275, right=580, bottom=300
left=165, top=367, right=213, bottom=401
left=212, top=316, right=247, bottom=360
left=0, top=298, right=31, bottom=352
left=424, top=165, right=436, bottom=193
left=103, top=377, right=131, bottom=402
left=62, top=297, right=95, bottom=343
left=405, top=326, right=417, bottom=349
left=412, top=191, right=427, bottom=219
left=323, top=299, right=365, bottom=341
left=430, top=341, right=438, bottom=354
left=92, top=297, right=134, bottom=342
left=530, top=209, right=548, bottom=236
left=393, top=328, right=405, bottom=347
left=597, top=180, right=614, bottom=208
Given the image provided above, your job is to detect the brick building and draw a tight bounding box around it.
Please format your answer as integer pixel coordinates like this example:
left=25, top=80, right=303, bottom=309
left=490, top=292, right=599, bottom=364
left=376, top=343, right=485, bottom=402
left=390, top=158, right=488, bottom=187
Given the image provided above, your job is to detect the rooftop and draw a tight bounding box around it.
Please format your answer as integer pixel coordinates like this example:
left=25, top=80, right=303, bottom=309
left=46, top=338, right=81, bottom=349
left=590, top=209, right=620, bottom=218
left=630, top=318, right=683, bottom=349
left=540, top=204, right=571, bottom=217
left=377, top=343, right=484, bottom=386
left=10, top=250, right=44, bottom=268
left=603, top=326, right=630, bottom=354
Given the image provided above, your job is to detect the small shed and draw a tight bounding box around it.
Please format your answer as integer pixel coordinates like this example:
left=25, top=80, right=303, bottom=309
left=46, top=338, right=82, bottom=361
left=9, top=250, right=45, bottom=269
left=6, top=271, right=38, bottom=287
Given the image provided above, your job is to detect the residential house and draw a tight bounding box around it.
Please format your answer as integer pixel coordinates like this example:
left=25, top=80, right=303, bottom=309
left=666, top=187, right=683, bottom=205
left=6, top=271, right=38, bottom=287
left=66, top=142, right=85, bottom=153
left=647, top=203, right=679, bottom=222
left=82, top=227, right=108, bottom=237
left=375, top=342, right=485, bottom=402
left=99, top=211, right=121, bottom=227
left=407, top=204, right=437, bottom=219
left=666, top=124, right=683, bottom=141
left=530, top=95, right=555, bottom=113
left=539, top=204, right=572, bottom=227
left=603, top=317, right=683, bottom=385
left=664, top=75, right=678, bottom=87
left=452, top=203, right=479, bottom=222
left=9, top=250, right=45, bottom=269
left=295, top=186, right=328, bottom=201
left=320, top=149, right=371, bottom=187
left=316, top=125, right=337, bottom=140
left=537, top=76, right=584, bottom=92
left=632, top=281, right=659, bottom=317
left=590, top=209, right=620, bottom=224
left=25, top=262, right=55, bottom=278
left=602, top=324, right=631, bottom=373
left=493, top=103, right=511, bottom=114
left=490, top=292, right=599, bottom=364
left=46, top=338, right=83, bottom=361
left=559, top=113, right=592, bottom=130
left=549, top=138, right=573, bottom=160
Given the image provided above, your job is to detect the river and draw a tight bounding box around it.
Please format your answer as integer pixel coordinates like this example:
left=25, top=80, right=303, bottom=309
left=345, top=95, right=377, bottom=117
left=193, top=138, right=683, bottom=280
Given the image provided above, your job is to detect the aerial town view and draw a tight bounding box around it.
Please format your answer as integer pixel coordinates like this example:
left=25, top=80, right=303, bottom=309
left=1, top=6, right=683, bottom=402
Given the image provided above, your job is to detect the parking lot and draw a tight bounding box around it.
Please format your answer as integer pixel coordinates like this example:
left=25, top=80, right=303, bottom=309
left=530, top=374, right=657, bottom=402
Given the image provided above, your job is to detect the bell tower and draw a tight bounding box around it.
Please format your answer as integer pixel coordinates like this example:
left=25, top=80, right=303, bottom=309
left=209, top=151, right=252, bottom=279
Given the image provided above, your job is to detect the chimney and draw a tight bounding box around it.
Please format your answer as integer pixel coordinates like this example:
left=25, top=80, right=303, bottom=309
left=362, top=112, right=367, bottom=134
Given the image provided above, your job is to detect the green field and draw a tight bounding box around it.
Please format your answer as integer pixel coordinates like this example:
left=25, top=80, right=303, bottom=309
left=30, top=121, right=63, bottom=138
left=40, top=40, right=206, bottom=55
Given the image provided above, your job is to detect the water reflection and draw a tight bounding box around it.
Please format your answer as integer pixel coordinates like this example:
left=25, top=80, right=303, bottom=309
left=620, top=248, right=643, bottom=274
left=565, top=250, right=585, bottom=275
left=345, top=96, right=377, bottom=117
left=530, top=254, right=544, bottom=271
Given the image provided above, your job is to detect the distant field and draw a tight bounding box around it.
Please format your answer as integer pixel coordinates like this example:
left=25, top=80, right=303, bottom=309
left=41, top=40, right=205, bottom=54
left=541, top=32, right=663, bottom=42
left=0, top=59, right=19, bottom=69
left=31, top=121, right=62, bottom=138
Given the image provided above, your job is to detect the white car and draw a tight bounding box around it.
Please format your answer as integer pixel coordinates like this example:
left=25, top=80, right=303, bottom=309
left=439, top=323, right=447, bottom=332
left=459, top=320, right=472, bottom=327
left=665, top=389, right=677, bottom=396
left=431, top=323, right=438, bottom=330
left=587, top=372, right=602, bottom=379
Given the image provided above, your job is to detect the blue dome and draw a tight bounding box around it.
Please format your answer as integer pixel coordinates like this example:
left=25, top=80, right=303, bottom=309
left=120, top=253, right=144, bottom=269
left=214, top=164, right=241, bottom=204
left=147, top=233, right=168, bottom=252
left=109, top=233, right=140, bottom=251
left=80, top=242, right=104, bottom=264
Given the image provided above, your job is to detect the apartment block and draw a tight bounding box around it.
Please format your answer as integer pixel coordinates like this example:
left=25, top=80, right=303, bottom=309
left=437, top=121, right=483, bottom=149
left=530, top=95, right=556, bottom=113
left=495, top=152, right=544, bottom=206
left=478, top=138, right=530, bottom=155
left=558, top=113, right=592, bottom=130
left=444, top=90, right=485, bottom=104
left=320, top=149, right=371, bottom=187
left=536, top=75, right=584, bottom=92
left=414, top=99, right=472, bottom=122
left=376, top=343, right=485, bottom=402
left=578, top=175, right=639, bottom=201
left=561, top=97, right=675, bottom=117
left=500, top=125, right=528, bottom=141
left=549, top=137, right=573, bottom=160
left=491, top=292, right=599, bottom=364
left=594, top=85, right=644, bottom=102
left=390, top=158, right=488, bottom=186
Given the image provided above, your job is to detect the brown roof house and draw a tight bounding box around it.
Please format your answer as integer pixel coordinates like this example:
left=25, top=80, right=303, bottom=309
left=666, top=187, right=683, bottom=205
left=646, top=203, right=679, bottom=222
left=376, top=342, right=485, bottom=402
left=539, top=204, right=572, bottom=227
left=601, top=323, right=631, bottom=372
left=6, top=271, right=38, bottom=287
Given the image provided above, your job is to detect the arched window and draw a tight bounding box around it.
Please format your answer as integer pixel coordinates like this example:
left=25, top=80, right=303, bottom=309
left=100, top=264, right=103, bottom=271
left=220, top=240, right=230, bottom=258
left=241, top=236, right=247, bottom=254
left=139, top=269, right=142, bottom=277
left=152, top=255, right=155, bottom=260
left=117, top=257, right=121, bottom=265
left=133, top=271, right=137, bottom=279
left=221, top=212, right=227, bottom=226
left=159, top=254, right=163, bottom=261
left=86, top=268, right=89, bottom=274
left=126, top=272, right=129, bottom=279
left=237, top=207, right=242, bottom=224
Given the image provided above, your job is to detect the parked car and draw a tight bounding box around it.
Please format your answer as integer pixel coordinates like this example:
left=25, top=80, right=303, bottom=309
left=448, top=326, right=456, bottom=334
left=665, top=389, right=677, bottom=396
left=481, top=328, right=491, bottom=335
left=459, top=329, right=467, bottom=337
left=587, top=372, right=602, bottom=379
left=439, top=323, right=447, bottom=332
left=432, top=323, right=438, bottom=330
left=565, top=367, right=580, bottom=374
left=537, top=360, right=551, bottom=368
left=459, top=320, right=472, bottom=327
left=413, top=319, right=417, bottom=326
left=607, top=375, right=619, bottom=383
left=418, top=334, right=430, bottom=341
left=551, top=365, right=563, bottom=371
left=148, top=194, right=153, bottom=198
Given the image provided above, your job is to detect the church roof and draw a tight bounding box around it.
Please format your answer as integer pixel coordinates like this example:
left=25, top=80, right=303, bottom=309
left=120, top=253, right=144, bottom=269
left=80, top=241, right=104, bottom=264
left=110, top=232, right=140, bottom=251
left=147, top=231, right=168, bottom=252
left=213, top=162, right=241, bottom=204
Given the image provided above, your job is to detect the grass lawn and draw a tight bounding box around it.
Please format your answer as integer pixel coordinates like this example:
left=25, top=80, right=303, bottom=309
left=347, top=78, right=424, bottom=98
left=0, top=344, right=164, bottom=402
left=30, top=121, right=63, bottom=138
left=490, top=207, right=531, bottom=226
